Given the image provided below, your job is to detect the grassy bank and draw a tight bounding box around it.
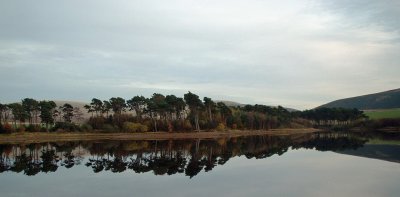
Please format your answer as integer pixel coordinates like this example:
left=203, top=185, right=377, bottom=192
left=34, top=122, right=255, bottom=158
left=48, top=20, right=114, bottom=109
left=364, top=108, right=400, bottom=119
left=0, top=128, right=320, bottom=144
left=366, top=138, right=400, bottom=146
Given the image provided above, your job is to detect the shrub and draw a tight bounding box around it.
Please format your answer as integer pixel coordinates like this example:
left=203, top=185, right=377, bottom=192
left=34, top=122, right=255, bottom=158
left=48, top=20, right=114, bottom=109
left=80, top=124, right=93, bottom=132
left=0, top=124, right=3, bottom=134
left=155, top=120, right=169, bottom=132
left=26, top=124, right=41, bottom=132
left=52, top=122, right=81, bottom=132
left=88, top=116, right=106, bottom=129
left=17, top=125, right=26, bottom=133
left=171, top=120, right=183, bottom=132
left=376, top=118, right=400, bottom=127
left=123, top=122, right=148, bottom=132
left=199, top=119, right=208, bottom=129
left=3, top=124, right=14, bottom=133
left=202, top=120, right=218, bottom=130
left=101, top=124, right=118, bottom=133
left=167, top=122, right=173, bottom=132
left=123, top=122, right=136, bottom=132
left=231, top=123, right=237, bottom=130
left=40, top=127, right=48, bottom=132
left=354, top=118, right=400, bottom=131
left=183, top=120, right=193, bottom=131
left=142, top=120, right=153, bottom=131
left=112, top=114, right=135, bottom=128
left=140, top=124, right=148, bottom=132
left=216, top=123, right=225, bottom=131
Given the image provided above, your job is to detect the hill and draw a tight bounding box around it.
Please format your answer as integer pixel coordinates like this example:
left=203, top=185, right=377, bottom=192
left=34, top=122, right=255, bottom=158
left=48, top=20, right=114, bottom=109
left=217, top=100, right=298, bottom=112
left=217, top=100, right=245, bottom=107
left=318, top=88, right=400, bottom=110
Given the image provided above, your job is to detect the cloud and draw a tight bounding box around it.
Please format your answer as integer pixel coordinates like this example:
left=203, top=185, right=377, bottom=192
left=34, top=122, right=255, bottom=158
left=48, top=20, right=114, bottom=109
left=0, top=0, right=399, bottom=109
left=317, top=0, right=400, bottom=33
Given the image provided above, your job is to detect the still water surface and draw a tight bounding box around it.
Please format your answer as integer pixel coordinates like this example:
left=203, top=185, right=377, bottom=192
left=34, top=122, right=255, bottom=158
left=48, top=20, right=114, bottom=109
left=0, top=132, right=399, bottom=197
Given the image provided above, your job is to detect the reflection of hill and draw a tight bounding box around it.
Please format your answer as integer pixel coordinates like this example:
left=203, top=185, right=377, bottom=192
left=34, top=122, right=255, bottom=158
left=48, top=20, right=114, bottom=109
left=0, top=133, right=374, bottom=177
left=335, top=144, right=400, bottom=163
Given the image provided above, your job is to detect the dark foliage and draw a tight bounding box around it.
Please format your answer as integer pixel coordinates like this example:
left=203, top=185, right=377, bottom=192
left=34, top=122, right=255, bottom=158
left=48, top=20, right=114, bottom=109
left=52, top=122, right=81, bottom=132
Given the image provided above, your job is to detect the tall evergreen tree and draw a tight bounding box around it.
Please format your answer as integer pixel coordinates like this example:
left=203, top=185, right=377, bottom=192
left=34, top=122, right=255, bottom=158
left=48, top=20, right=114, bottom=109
left=109, top=97, right=126, bottom=116
left=184, top=92, right=203, bottom=131
left=39, top=101, right=57, bottom=129
left=90, top=98, right=103, bottom=117
left=0, top=103, right=9, bottom=125
left=203, top=97, right=216, bottom=122
left=22, top=98, right=39, bottom=124
left=8, top=103, right=27, bottom=127
left=127, top=96, right=147, bottom=120
left=102, top=100, right=112, bottom=117
left=62, top=103, right=74, bottom=123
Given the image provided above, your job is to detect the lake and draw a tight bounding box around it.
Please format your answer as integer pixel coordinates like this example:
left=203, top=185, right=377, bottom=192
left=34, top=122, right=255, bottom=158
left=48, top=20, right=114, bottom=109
left=0, top=132, right=399, bottom=197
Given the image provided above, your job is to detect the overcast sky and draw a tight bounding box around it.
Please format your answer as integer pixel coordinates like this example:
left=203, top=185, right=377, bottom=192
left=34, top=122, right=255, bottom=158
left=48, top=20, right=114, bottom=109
left=0, top=0, right=399, bottom=109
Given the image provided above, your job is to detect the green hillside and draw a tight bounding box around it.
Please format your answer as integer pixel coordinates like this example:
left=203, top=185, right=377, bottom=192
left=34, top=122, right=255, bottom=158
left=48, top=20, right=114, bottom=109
left=364, top=108, right=400, bottom=119
left=318, top=88, right=400, bottom=110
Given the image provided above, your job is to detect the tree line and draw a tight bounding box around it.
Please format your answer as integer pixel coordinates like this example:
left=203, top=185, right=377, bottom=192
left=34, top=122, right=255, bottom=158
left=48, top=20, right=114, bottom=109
left=0, top=99, right=84, bottom=132
left=0, top=92, right=370, bottom=133
left=294, top=107, right=367, bottom=126
left=79, top=92, right=296, bottom=132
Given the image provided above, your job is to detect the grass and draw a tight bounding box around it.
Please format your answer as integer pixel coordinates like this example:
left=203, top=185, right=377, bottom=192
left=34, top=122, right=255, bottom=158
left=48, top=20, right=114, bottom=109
left=364, top=108, right=400, bottom=120
left=366, top=138, right=400, bottom=146
left=0, top=128, right=320, bottom=144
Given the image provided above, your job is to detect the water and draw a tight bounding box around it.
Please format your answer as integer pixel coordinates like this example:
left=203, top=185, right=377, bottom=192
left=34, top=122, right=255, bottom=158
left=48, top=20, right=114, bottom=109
left=0, top=132, right=399, bottom=197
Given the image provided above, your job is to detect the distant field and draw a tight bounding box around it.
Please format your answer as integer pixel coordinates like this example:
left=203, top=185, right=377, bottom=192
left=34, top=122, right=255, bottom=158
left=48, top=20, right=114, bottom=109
left=366, top=139, right=400, bottom=145
left=364, top=108, right=400, bottom=119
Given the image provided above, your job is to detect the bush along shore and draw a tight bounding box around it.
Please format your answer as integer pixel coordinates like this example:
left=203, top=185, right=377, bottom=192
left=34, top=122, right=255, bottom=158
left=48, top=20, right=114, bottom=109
left=1, top=92, right=398, bottom=134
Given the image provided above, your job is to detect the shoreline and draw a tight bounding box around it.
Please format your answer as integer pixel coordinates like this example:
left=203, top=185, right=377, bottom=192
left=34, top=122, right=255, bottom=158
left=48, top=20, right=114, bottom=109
left=0, top=128, right=321, bottom=144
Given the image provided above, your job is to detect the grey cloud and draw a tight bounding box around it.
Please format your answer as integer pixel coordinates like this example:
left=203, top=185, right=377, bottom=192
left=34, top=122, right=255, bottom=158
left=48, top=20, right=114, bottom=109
left=318, top=0, right=400, bottom=36
left=0, top=0, right=399, bottom=109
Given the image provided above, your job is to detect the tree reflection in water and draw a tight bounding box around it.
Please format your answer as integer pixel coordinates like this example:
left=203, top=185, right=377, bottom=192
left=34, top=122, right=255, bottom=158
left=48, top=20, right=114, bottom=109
left=0, top=132, right=367, bottom=177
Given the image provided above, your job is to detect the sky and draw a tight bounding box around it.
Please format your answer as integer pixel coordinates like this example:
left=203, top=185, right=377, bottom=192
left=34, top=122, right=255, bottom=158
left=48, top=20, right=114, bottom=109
left=0, top=0, right=399, bottom=110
